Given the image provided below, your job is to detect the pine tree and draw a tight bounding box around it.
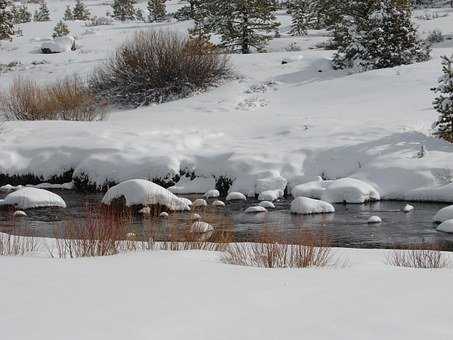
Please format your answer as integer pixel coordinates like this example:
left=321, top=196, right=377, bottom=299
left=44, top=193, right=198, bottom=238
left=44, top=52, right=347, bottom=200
left=63, top=5, right=73, bottom=20
left=52, top=19, right=70, bottom=38
left=11, top=4, right=31, bottom=24
left=147, top=0, right=166, bottom=22
left=288, top=0, right=314, bottom=36
left=432, top=55, right=453, bottom=142
left=135, top=8, right=144, bottom=21
left=34, top=1, right=50, bottom=22
left=332, top=0, right=430, bottom=71
left=112, top=0, right=136, bottom=21
left=207, top=0, right=280, bottom=54
left=0, top=0, right=14, bottom=42
left=73, top=0, right=90, bottom=20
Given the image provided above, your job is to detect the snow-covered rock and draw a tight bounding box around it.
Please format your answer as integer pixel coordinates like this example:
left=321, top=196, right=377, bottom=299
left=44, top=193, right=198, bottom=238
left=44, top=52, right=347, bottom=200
left=258, top=189, right=283, bottom=202
left=291, top=177, right=324, bottom=199
left=2, top=188, right=67, bottom=209
left=178, top=197, right=193, bottom=206
left=244, top=206, right=267, bottom=214
left=367, top=216, right=382, bottom=224
left=160, top=212, right=169, bottom=218
left=226, top=192, right=247, bottom=201
left=259, top=201, right=275, bottom=209
left=191, top=213, right=201, bottom=221
left=212, top=200, right=225, bottom=207
left=41, top=36, right=76, bottom=54
left=192, top=199, right=208, bottom=208
left=437, top=219, right=453, bottom=233
left=0, top=184, right=22, bottom=192
left=13, top=210, right=27, bottom=217
left=290, top=197, right=335, bottom=215
left=169, top=177, right=215, bottom=194
left=190, top=221, right=214, bottom=233
left=138, top=206, right=151, bottom=215
left=102, top=179, right=189, bottom=211
left=204, top=189, right=220, bottom=198
left=321, top=178, right=380, bottom=204
left=402, top=204, right=414, bottom=213
left=433, top=205, right=453, bottom=223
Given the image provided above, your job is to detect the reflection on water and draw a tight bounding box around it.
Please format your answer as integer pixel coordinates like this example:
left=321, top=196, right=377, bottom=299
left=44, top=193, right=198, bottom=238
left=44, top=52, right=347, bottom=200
left=1, top=190, right=453, bottom=249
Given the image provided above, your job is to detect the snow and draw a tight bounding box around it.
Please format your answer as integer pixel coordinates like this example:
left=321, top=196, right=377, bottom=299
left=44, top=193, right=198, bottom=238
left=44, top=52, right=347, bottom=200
left=368, top=216, right=383, bottom=224
left=244, top=206, right=267, bottom=214
left=101, top=179, right=190, bottom=211
left=402, top=204, right=415, bottom=213
left=1, top=187, right=67, bottom=209
left=405, top=183, right=453, bottom=202
left=138, top=207, right=151, bottom=215
left=159, top=212, right=169, bottom=218
left=226, top=192, right=247, bottom=201
left=290, top=197, right=335, bottom=215
left=190, top=221, right=214, bottom=233
left=259, top=201, right=275, bottom=209
left=191, top=213, right=202, bottom=221
left=192, top=199, right=208, bottom=207
left=204, top=189, right=220, bottom=198
left=258, top=189, right=283, bottom=202
left=0, top=184, right=22, bottom=192
left=212, top=200, right=225, bottom=207
left=1, top=246, right=452, bottom=340
left=436, top=219, right=453, bottom=233
left=433, top=205, right=453, bottom=223
left=13, top=210, right=27, bottom=217
left=169, top=177, right=215, bottom=195
left=40, top=36, right=75, bottom=53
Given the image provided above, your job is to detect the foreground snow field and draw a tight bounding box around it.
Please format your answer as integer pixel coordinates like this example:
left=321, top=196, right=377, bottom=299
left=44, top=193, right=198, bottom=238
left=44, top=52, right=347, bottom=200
left=0, top=247, right=452, bottom=340
left=1, top=2, right=453, bottom=200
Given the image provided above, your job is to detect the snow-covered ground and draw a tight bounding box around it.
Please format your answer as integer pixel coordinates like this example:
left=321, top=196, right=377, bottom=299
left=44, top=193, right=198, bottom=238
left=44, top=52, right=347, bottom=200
left=0, top=245, right=452, bottom=340
left=1, top=2, right=453, bottom=201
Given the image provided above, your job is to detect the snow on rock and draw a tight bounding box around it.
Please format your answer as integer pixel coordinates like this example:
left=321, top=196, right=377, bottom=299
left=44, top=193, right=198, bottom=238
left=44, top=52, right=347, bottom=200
left=191, top=213, right=201, bottom=221
left=226, top=192, right=247, bottom=201
left=159, top=212, right=169, bottom=218
left=433, top=205, right=453, bottom=223
left=41, top=36, right=76, bottom=54
left=0, top=184, right=23, bottom=192
left=256, top=175, right=287, bottom=195
left=169, top=177, right=215, bottom=194
left=258, top=189, right=283, bottom=202
left=244, top=206, right=267, bottom=214
left=204, top=189, right=220, bottom=198
left=291, top=177, right=324, bottom=199
left=368, top=216, right=382, bottom=224
left=259, top=201, right=275, bottom=209
left=192, top=199, right=208, bottom=208
left=13, top=210, right=27, bottom=217
left=2, top=188, right=67, bottom=209
left=405, top=183, right=453, bottom=202
left=190, top=221, right=214, bottom=233
left=212, top=200, right=225, bottom=207
left=178, top=197, right=193, bottom=206
left=436, top=219, right=453, bottom=233
left=402, top=204, right=414, bottom=213
left=32, top=182, right=74, bottom=190
left=138, top=207, right=151, bottom=215
left=102, top=179, right=190, bottom=211
left=290, top=197, right=335, bottom=215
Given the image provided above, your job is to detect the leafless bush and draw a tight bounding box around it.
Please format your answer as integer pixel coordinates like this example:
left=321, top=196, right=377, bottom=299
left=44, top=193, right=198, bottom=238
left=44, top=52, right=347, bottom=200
left=0, top=77, right=104, bottom=121
left=0, top=232, right=39, bottom=256
left=89, top=30, right=230, bottom=107
left=386, top=243, right=449, bottom=269
left=222, top=229, right=333, bottom=268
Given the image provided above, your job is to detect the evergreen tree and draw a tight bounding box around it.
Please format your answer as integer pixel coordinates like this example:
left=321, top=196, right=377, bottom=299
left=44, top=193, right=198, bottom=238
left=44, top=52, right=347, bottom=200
left=135, top=8, right=144, bottom=21
left=288, top=0, right=314, bottom=36
left=34, top=1, right=50, bottom=22
left=332, top=0, right=430, bottom=71
left=432, top=55, right=453, bottom=142
left=63, top=5, right=73, bottom=20
left=207, top=0, right=280, bottom=54
left=112, top=0, right=136, bottom=21
left=73, top=0, right=90, bottom=20
left=52, top=19, right=70, bottom=38
left=11, top=4, right=31, bottom=24
left=147, top=0, right=166, bottom=22
left=0, top=0, right=14, bottom=42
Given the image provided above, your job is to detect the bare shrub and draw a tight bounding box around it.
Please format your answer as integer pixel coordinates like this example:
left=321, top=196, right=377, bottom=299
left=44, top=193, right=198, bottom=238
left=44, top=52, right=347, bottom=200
left=386, top=243, right=449, bottom=269
left=0, top=232, right=39, bottom=256
left=1, top=76, right=104, bottom=121
left=89, top=30, right=230, bottom=107
left=222, top=229, right=333, bottom=268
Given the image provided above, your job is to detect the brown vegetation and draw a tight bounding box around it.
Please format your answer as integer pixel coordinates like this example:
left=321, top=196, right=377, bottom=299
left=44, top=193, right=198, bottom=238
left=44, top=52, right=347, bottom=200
left=386, top=243, right=449, bottom=269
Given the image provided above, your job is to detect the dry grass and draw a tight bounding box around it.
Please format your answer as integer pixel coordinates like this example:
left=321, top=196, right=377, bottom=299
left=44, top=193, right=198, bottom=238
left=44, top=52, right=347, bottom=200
left=386, top=243, right=449, bottom=269
left=0, top=232, right=39, bottom=256
left=0, top=76, right=104, bottom=121
left=222, top=229, right=333, bottom=268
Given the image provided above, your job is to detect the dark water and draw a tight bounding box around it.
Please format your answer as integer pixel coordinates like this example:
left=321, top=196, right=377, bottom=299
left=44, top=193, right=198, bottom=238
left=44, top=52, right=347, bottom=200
left=1, top=190, right=453, bottom=249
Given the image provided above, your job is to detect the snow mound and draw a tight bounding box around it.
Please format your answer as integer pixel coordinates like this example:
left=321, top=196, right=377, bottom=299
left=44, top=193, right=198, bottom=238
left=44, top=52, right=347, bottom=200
left=102, top=179, right=189, bottom=211
left=405, top=183, right=453, bottom=202
left=291, top=177, right=324, bottom=198
left=244, top=206, right=267, bottom=214
left=191, top=213, right=201, bottom=221
left=160, top=212, right=169, bottom=218
left=226, top=192, right=247, bottom=201
left=190, top=221, right=214, bottom=233
left=138, top=207, right=151, bottom=215
left=169, top=177, right=215, bottom=194
left=258, top=189, right=283, bottom=202
left=259, top=201, right=275, bottom=209
left=32, top=182, right=74, bottom=190
left=0, top=184, right=23, bottom=192
left=433, top=205, right=453, bottom=223
left=204, top=189, right=220, bottom=198
left=13, top=210, right=27, bottom=217
left=2, top=188, right=67, bottom=209
left=41, top=36, right=75, bottom=54
left=212, top=200, right=225, bottom=207
left=402, top=204, right=414, bottom=213
left=290, top=197, right=335, bottom=215
left=178, top=197, right=193, bottom=206
left=437, top=219, right=453, bottom=233
left=192, top=199, right=208, bottom=207
left=368, top=216, right=382, bottom=224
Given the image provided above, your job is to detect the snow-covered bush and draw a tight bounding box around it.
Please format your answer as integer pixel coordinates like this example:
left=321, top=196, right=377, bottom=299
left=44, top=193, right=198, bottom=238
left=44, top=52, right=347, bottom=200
left=0, top=76, right=104, bottom=121
left=432, top=55, right=453, bottom=142
left=112, top=0, right=136, bottom=21
left=73, top=0, right=90, bottom=20
left=0, top=0, right=14, bottom=42
left=85, top=16, right=113, bottom=26
left=426, top=29, right=444, bottom=44
left=89, top=30, right=230, bottom=107
left=33, top=1, right=50, bottom=22
left=11, top=4, right=31, bottom=24
left=147, top=0, right=166, bottom=22
left=52, top=20, right=70, bottom=38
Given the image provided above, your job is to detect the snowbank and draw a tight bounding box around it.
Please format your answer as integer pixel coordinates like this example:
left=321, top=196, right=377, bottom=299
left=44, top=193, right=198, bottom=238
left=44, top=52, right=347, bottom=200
left=258, top=189, right=283, bottom=202
left=406, top=183, right=453, bottom=202
left=433, top=205, right=453, bottom=223
left=169, top=177, right=215, bottom=195
left=102, top=179, right=190, bottom=211
left=290, top=197, right=335, bottom=215
left=1, top=187, right=67, bottom=209
left=437, top=219, right=453, bottom=233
